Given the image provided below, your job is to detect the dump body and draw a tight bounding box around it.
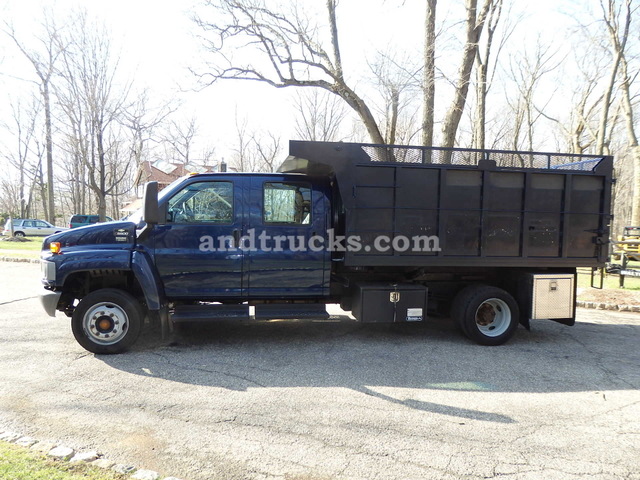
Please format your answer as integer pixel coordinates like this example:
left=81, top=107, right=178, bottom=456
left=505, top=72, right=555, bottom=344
left=280, top=141, right=613, bottom=268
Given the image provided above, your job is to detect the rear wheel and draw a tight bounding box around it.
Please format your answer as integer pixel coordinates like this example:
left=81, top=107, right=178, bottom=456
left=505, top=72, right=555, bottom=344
left=451, top=285, right=519, bottom=346
left=13, top=231, right=25, bottom=238
left=71, top=288, right=143, bottom=354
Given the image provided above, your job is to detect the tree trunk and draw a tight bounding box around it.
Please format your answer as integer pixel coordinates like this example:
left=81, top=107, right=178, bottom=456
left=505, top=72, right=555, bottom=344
left=422, top=0, right=437, bottom=149
left=43, top=81, right=55, bottom=223
left=440, top=0, right=491, bottom=158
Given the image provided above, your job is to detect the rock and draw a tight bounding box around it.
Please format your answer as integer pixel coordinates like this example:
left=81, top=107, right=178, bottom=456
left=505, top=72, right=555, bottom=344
left=31, top=442, right=57, bottom=453
left=162, top=477, right=184, bottom=480
left=91, top=458, right=115, bottom=469
left=15, top=436, right=37, bottom=447
left=132, top=470, right=160, bottom=480
left=48, top=446, right=75, bottom=460
left=0, top=431, right=21, bottom=442
left=112, top=464, right=136, bottom=475
left=70, top=451, right=100, bottom=463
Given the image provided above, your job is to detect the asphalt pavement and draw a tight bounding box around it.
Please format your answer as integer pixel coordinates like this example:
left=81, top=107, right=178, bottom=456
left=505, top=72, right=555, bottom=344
left=1, top=262, right=639, bottom=480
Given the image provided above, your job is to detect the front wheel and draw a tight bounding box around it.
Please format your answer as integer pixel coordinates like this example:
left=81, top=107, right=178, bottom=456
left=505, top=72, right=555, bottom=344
left=71, top=288, right=143, bottom=354
left=451, top=285, right=519, bottom=346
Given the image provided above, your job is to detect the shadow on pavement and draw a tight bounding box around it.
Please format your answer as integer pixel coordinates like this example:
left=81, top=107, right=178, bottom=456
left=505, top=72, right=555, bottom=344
left=98, top=313, right=640, bottom=425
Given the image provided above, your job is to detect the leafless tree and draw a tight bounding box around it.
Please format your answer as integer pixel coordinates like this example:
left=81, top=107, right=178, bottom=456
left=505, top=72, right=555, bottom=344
left=506, top=41, right=560, bottom=155
left=4, top=15, right=65, bottom=222
left=229, top=111, right=281, bottom=172
left=369, top=50, right=421, bottom=145
left=192, top=0, right=385, bottom=144
left=0, top=96, right=41, bottom=218
left=472, top=0, right=510, bottom=150
left=440, top=0, right=492, bottom=156
left=55, top=11, right=132, bottom=221
left=599, top=0, right=640, bottom=225
left=293, top=89, right=349, bottom=142
left=422, top=0, right=437, bottom=148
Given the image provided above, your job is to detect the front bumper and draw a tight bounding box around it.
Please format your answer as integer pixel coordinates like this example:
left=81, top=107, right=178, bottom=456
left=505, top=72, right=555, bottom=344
left=40, top=291, right=61, bottom=317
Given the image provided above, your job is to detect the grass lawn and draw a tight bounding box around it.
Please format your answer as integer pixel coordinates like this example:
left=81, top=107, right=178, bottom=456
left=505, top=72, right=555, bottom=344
left=0, top=441, right=126, bottom=480
left=577, top=266, right=640, bottom=290
left=0, top=238, right=42, bottom=259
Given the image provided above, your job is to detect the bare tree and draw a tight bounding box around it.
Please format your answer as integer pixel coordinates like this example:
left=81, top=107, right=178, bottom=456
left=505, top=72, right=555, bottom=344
left=293, top=89, right=348, bottom=142
left=193, top=0, right=385, bottom=144
left=229, top=111, right=281, bottom=172
left=369, top=50, right=421, bottom=145
left=440, top=0, right=492, bottom=155
left=4, top=15, right=65, bottom=222
left=55, top=11, right=132, bottom=221
left=600, top=0, right=640, bottom=224
left=473, top=0, right=508, bottom=150
left=422, top=0, right=437, bottom=147
left=161, top=116, right=199, bottom=165
left=506, top=41, right=559, bottom=155
left=1, top=96, right=41, bottom=218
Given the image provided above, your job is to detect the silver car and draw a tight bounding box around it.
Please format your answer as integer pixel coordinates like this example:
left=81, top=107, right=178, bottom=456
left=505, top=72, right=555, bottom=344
left=2, top=219, right=68, bottom=237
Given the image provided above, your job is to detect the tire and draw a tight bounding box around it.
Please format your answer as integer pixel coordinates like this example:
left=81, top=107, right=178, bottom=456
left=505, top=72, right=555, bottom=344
left=14, top=231, right=25, bottom=238
left=451, top=285, right=519, bottom=346
left=71, top=288, right=143, bottom=354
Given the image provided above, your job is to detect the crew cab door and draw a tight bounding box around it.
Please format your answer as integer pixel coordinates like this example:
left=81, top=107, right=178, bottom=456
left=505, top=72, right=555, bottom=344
left=247, top=176, right=329, bottom=297
left=151, top=176, right=246, bottom=299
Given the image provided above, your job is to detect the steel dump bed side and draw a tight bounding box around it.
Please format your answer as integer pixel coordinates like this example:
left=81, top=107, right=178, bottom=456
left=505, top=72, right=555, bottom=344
left=280, top=141, right=613, bottom=268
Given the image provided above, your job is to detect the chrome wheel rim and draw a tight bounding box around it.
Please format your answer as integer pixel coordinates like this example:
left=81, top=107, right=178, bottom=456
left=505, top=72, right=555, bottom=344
left=83, top=302, right=129, bottom=345
left=474, top=298, right=511, bottom=337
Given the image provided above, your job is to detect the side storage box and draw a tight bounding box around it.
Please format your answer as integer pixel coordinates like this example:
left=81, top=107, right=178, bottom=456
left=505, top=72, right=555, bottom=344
left=352, top=283, right=427, bottom=323
left=530, top=273, right=575, bottom=320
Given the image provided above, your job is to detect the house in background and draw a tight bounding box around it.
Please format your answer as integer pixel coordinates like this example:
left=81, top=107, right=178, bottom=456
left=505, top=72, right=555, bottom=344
left=120, top=159, right=229, bottom=215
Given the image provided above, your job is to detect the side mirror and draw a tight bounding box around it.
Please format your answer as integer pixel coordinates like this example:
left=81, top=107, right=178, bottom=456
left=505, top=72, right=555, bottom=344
left=142, top=182, right=159, bottom=225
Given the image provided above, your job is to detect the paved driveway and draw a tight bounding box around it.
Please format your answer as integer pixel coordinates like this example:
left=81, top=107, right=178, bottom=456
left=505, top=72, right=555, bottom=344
left=1, top=262, right=639, bottom=479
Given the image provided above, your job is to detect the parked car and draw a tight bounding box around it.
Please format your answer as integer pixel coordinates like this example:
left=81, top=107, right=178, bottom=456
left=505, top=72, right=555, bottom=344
left=2, top=219, right=68, bottom=237
left=69, top=214, right=114, bottom=228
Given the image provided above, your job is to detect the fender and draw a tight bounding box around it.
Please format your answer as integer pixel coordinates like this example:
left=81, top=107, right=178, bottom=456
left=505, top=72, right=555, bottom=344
left=131, top=249, right=166, bottom=311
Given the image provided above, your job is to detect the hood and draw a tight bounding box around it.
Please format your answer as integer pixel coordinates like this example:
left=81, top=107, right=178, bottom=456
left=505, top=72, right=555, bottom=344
left=42, top=221, right=137, bottom=251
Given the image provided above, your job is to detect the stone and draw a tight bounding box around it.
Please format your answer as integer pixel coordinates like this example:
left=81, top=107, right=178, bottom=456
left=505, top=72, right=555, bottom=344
left=162, top=477, right=184, bottom=480
left=91, top=458, right=115, bottom=469
left=0, top=431, right=21, bottom=442
left=132, top=470, right=160, bottom=480
left=15, top=436, right=37, bottom=447
left=31, top=442, right=57, bottom=453
left=70, top=451, right=99, bottom=463
left=112, top=464, right=136, bottom=475
left=48, top=446, right=75, bottom=460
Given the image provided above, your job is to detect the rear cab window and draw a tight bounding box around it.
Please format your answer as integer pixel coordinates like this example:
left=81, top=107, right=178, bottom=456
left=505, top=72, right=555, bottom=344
left=263, top=182, right=311, bottom=225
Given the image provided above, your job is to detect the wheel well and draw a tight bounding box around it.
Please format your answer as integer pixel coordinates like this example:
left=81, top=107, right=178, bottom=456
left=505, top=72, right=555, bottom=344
left=60, top=270, right=145, bottom=311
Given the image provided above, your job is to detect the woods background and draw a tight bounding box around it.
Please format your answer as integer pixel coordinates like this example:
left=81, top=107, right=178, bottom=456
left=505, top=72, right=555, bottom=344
left=0, top=0, right=638, bottom=238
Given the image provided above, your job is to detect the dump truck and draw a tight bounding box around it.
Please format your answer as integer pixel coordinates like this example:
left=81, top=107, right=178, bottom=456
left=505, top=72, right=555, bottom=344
left=39, top=141, right=613, bottom=353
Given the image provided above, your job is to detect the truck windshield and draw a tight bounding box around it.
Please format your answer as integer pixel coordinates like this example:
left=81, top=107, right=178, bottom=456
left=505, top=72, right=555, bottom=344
left=126, top=176, right=191, bottom=225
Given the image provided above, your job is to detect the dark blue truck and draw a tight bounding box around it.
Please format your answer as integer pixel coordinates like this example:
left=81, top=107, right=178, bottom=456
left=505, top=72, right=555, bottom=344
left=39, top=141, right=613, bottom=353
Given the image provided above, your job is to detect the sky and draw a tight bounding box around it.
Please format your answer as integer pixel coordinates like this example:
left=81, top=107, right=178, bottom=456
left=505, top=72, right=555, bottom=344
left=0, top=0, right=588, bottom=166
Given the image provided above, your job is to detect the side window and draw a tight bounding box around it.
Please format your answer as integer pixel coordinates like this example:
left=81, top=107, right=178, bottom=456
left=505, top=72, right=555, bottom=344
left=24, top=221, right=34, bottom=227
left=263, top=183, right=311, bottom=225
left=168, top=181, right=233, bottom=224
left=35, top=221, right=48, bottom=227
